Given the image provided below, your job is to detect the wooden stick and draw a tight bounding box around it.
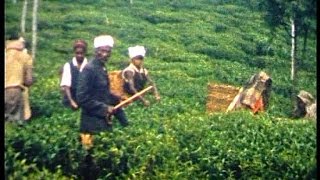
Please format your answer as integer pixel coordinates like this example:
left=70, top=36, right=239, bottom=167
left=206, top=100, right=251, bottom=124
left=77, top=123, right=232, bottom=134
left=226, top=87, right=243, bottom=112
left=113, top=86, right=153, bottom=110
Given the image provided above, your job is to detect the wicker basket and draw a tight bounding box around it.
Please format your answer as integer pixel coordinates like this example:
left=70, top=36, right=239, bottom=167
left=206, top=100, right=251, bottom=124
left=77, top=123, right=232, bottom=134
left=206, top=83, right=240, bottom=113
left=108, top=70, right=129, bottom=99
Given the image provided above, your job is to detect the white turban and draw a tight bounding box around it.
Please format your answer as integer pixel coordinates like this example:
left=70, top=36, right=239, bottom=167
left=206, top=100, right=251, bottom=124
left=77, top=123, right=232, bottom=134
left=94, top=35, right=114, bottom=48
left=18, top=37, right=25, bottom=42
left=128, top=45, right=146, bottom=59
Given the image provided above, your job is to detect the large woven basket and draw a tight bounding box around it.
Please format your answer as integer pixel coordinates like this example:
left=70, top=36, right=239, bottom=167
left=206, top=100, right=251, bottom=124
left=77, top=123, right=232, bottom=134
left=108, top=70, right=129, bottom=99
left=206, top=83, right=240, bottom=113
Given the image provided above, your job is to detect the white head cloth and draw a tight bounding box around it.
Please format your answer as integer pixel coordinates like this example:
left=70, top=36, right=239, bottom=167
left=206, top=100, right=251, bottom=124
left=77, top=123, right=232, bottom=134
left=94, top=35, right=114, bottom=48
left=128, top=45, right=146, bottom=59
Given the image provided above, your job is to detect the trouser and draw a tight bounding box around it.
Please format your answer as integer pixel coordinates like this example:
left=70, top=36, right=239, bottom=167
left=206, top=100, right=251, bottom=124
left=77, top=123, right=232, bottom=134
left=108, top=94, right=129, bottom=127
left=80, top=109, right=128, bottom=150
left=5, top=87, right=24, bottom=122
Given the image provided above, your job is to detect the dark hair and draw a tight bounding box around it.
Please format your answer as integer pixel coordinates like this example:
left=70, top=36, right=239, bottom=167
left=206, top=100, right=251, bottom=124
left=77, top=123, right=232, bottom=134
left=8, top=31, right=20, bottom=40
left=73, top=39, right=87, bottom=52
left=24, top=40, right=30, bottom=49
left=132, top=55, right=144, bottom=60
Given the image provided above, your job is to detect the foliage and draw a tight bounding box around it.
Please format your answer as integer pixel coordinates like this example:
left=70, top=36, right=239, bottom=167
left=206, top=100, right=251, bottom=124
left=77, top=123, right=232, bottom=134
left=260, top=0, right=316, bottom=34
left=259, top=0, right=317, bottom=83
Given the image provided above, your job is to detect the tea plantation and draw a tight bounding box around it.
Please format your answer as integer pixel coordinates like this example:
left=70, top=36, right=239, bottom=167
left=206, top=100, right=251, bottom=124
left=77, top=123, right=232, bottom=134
left=5, top=0, right=316, bottom=179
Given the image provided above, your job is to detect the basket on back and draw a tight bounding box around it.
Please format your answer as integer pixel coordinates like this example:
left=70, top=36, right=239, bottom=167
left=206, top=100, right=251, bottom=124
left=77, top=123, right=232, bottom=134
left=108, top=70, right=129, bottom=100
left=206, top=83, right=240, bottom=113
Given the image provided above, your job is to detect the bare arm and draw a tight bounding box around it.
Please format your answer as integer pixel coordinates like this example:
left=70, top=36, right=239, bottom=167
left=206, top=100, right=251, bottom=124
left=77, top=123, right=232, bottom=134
left=61, top=86, right=78, bottom=109
left=23, top=54, right=33, bottom=87
left=24, top=66, right=33, bottom=87
left=146, top=73, right=160, bottom=100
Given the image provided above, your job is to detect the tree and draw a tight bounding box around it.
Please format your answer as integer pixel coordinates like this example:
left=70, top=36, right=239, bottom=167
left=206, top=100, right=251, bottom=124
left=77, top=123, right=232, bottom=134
left=299, top=0, right=317, bottom=61
left=31, top=0, right=39, bottom=61
left=21, top=0, right=28, bottom=36
left=260, top=0, right=316, bottom=85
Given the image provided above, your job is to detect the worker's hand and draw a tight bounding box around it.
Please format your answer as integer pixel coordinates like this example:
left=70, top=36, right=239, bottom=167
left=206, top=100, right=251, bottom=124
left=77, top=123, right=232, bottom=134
left=106, top=106, right=115, bottom=115
left=143, top=100, right=150, bottom=107
left=70, top=100, right=79, bottom=110
left=155, top=94, right=161, bottom=101
left=121, top=96, right=128, bottom=101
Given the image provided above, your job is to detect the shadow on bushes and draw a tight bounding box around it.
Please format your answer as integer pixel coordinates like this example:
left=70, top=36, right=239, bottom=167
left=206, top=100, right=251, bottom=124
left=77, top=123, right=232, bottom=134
left=243, top=56, right=266, bottom=69
left=31, top=103, right=53, bottom=118
left=272, top=86, right=294, bottom=99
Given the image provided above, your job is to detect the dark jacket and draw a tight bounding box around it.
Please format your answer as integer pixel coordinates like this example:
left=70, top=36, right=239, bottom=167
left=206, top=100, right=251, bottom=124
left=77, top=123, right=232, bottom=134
left=77, top=58, right=119, bottom=133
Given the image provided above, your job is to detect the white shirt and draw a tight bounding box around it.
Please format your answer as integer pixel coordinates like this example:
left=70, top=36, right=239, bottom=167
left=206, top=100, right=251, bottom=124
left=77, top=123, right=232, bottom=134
left=60, top=57, right=88, bottom=87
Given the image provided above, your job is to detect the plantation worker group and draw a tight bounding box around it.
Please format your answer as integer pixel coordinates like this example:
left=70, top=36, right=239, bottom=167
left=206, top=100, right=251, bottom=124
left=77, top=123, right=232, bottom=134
left=5, top=31, right=315, bottom=154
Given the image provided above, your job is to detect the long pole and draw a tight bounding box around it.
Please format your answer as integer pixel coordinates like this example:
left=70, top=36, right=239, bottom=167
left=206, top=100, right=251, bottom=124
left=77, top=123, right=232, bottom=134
left=113, top=86, right=153, bottom=110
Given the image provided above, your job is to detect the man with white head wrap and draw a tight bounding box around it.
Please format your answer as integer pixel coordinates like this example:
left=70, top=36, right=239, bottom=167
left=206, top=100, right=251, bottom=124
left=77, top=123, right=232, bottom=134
left=77, top=35, right=129, bottom=149
left=122, top=45, right=160, bottom=106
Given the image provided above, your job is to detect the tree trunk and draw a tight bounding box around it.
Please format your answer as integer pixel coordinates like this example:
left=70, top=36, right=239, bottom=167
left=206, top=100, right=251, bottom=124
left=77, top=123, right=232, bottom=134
left=31, top=0, right=39, bottom=60
left=21, top=0, right=28, bottom=36
left=302, top=26, right=308, bottom=61
left=290, top=17, right=298, bottom=115
left=290, top=18, right=297, bottom=84
left=130, top=0, right=133, bottom=4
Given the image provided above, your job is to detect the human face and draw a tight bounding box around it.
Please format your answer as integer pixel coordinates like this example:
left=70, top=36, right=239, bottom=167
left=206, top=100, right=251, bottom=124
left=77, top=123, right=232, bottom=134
left=96, top=46, right=112, bottom=63
left=74, top=47, right=85, bottom=62
left=132, top=56, right=144, bottom=68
